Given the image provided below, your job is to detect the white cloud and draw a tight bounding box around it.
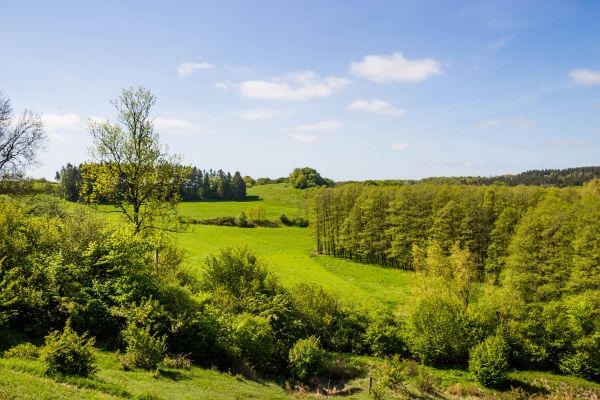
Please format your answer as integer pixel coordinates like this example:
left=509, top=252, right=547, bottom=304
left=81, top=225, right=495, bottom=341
left=41, top=113, right=83, bottom=139
left=293, top=120, right=342, bottom=132
left=238, top=71, right=351, bottom=101
left=349, top=99, right=406, bottom=117
left=477, top=119, right=500, bottom=128
left=154, top=116, right=196, bottom=135
left=287, top=120, right=342, bottom=143
left=569, top=68, right=600, bottom=86
left=177, top=62, right=215, bottom=78
left=290, top=133, right=318, bottom=143
left=350, top=52, right=442, bottom=83
left=391, top=143, right=430, bottom=151
left=234, top=109, right=276, bottom=121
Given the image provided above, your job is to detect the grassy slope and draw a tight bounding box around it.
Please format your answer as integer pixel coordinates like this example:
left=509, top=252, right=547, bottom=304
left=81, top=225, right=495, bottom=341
left=175, top=183, right=413, bottom=309
left=2, top=353, right=598, bottom=400
left=0, top=352, right=294, bottom=400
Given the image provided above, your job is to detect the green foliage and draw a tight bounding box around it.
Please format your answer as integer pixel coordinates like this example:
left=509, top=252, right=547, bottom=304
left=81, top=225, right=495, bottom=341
left=162, top=354, right=192, bottom=369
left=40, top=324, right=97, bottom=377
left=415, top=366, right=437, bottom=395
left=289, top=167, right=331, bottom=189
left=288, top=336, right=324, bottom=381
left=82, top=87, right=187, bottom=233
left=279, top=214, right=309, bottom=227
left=246, top=205, right=266, bottom=221
left=290, top=283, right=339, bottom=347
left=122, top=322, right=167, bottom=370
left=559, top=334, right=600, bottom=381
left=225, top=313, right=274, bottom=371
left=409, top=295, right=471, bottom=366
left=201, top=246, right=278, bottom=299
left=364, top=311, right=406, bottom=357
left=469, top=334, right=509, bottom=387
left=3, top=342, right=39, bottom=359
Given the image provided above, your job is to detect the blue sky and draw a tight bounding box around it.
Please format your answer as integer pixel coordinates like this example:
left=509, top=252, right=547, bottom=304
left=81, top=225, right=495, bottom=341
left=2, top=0, right=600, bottom=181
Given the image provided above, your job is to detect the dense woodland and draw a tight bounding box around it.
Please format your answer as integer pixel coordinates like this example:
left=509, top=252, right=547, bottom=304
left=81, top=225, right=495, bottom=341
left=309, top=181, right=600, bottom=381
left=342, top=166, right=600, bottom=188
left=56, top=163, right=247, bottom=202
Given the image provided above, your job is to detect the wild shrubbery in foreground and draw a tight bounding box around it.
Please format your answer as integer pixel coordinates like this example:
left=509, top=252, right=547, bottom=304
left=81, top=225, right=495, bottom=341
left=40, top=324, right=97, bottom=377
left=1, top=190, right=599, bottom=390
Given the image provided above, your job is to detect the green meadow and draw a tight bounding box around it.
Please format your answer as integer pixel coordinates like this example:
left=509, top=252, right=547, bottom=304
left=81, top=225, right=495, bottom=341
left=175, top=183, right=414, bottom=310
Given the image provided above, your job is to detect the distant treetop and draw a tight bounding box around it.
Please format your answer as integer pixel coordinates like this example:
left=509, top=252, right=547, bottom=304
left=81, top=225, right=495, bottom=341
left=289, top=167, right=333, bottom=189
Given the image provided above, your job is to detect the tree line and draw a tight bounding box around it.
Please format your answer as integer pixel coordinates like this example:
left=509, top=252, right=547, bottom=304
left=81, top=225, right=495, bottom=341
left=339, top=166, right=600, bottom=188
left=56, top=163, right=247, bottom=203
left=309, top=182, right=544, bottom=270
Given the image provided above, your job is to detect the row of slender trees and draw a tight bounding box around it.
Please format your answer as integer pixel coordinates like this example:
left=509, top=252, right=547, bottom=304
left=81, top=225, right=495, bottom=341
left=309, top=182, right=566, bottom=274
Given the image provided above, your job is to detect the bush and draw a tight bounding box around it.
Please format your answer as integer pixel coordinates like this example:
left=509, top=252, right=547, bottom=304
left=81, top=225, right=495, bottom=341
left=280, top=214, right=292, bottom=226
left=279, top=214, right=309, bottom=227
left=40, top=324, right=97, bottom=377
left=415, top=366, right=437, bottom=395
left=364, top=311, right=407, bottom=357
left=226, top=313, right=274, bottom=371
left=469, top=334, right=509, bottom=387
left=409, top=295, right=471, bottom=366
left=559, top=334, right=600, bottom=381
left=288, top=336, right=325, bottom=381
left=201, top=247, right=278, bottom=298
left=162, top=354, right=192, bottom=369
left=291, top=283, right=339, bottom=347
left=3, top=342, right=39, bottom=359
left=122, top=323, right=167, bottom=370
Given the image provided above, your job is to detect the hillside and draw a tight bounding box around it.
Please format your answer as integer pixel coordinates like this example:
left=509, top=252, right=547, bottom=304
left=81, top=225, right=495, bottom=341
left=176, top=183, right=413, bottom=309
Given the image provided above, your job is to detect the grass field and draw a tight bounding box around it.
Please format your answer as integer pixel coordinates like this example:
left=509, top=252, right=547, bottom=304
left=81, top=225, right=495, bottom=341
left=175, top=183, right=414, bottom=310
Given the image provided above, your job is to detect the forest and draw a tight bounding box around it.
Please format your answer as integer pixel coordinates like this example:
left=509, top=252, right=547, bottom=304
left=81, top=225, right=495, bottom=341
left=309, top=181, right=600, bottom=380
left=56, top=163, right=247, bottom=203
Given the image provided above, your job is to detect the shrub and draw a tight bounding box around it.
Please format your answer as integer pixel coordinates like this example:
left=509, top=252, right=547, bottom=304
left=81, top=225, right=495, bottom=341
left=293, top=217, right=309, bottom=227
left=288, top=336, right=325, bottom=381
left=122, top=323, right=167, bottom=370
left=409, top=295, right=471, bottom=366
left=329, top=308, right=369, bottom=354
left=279, top=214, right=309, bottom=227
left=237, top=212, right=249, bottom=227
left=280, top=214, right=292, bottom=226
left=415, top=366, right=437, bottom=395
left=469, top=334, right=509, bottom=387
left=291, top=283, right=339, bottom=347
left=201, top=247, right=278, bottom=298
left=559, top=334, right=600, bottom=381
left=226, top=313, right=274, bottom=371
left=364, top=311, right=407, bottom=357
left=3, top=342, right=39, bottom=359
left=162, top=354, right=192, bottom=369
left=40, top=324, right=97, bottom=377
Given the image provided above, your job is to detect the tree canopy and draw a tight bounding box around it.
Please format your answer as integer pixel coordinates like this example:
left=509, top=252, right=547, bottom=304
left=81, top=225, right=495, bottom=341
left=289, top=167, right=332, bottom=189
left=82, top=87, right=187, bottom=233
left=0, top=91, right=45, bottom=177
